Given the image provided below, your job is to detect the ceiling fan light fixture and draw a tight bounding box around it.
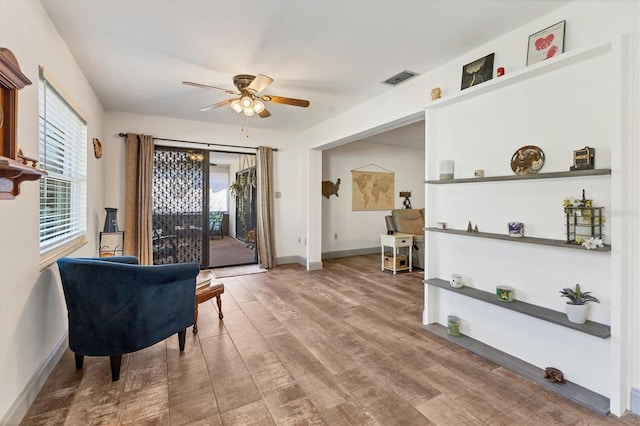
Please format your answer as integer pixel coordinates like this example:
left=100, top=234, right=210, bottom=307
left=186, top=74, right=309, bottom=122
left=253, top=100, right=265, bottom=113
left=188, top=152, right=205, bottom=161
left=230, top=99, right=243, bottom=113
left=241, top=95, right=253, bottom=109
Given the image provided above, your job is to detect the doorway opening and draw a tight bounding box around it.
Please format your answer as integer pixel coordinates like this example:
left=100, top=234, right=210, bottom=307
left=151, top=146, right=257, bottom=268
left=208, top=153, right=257, bottom=268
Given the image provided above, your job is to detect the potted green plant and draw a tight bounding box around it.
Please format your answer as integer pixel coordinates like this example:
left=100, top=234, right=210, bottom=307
left=560, top=283, right=599, bottom=324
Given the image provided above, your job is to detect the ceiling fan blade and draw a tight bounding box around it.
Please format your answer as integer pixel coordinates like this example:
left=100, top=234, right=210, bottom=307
left=258, top=108, right=271, bottom=118
left=200, top=99, right=232, bottom=111
left=183, top=81, right=238, bottom=95
left=247, top=74, right=273, bottom=94
left=262, top=95, right=310, bottom=108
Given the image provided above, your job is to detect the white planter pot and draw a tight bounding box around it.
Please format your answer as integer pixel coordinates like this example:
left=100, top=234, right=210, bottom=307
left=565, top=303, right=589, bottom=324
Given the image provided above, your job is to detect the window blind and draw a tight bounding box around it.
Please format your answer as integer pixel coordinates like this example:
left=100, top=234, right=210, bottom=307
left=39, top=70, right=87, bottom=253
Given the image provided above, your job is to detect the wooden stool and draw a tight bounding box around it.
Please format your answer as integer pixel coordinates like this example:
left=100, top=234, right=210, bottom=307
left=194, top=271, right=224, bottom=334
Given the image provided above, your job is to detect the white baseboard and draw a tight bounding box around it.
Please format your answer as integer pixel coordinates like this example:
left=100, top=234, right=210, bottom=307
left=307, top=261, right=323, bottom=271
left=1, top=333, right=68, bottom=426
left=276, top=255, right=305, bottom=266
left=631, top=387, right=640, bottom=415
left=278, top=248, right=382, bottom=269
left=321, top=246, right=379, bottom=259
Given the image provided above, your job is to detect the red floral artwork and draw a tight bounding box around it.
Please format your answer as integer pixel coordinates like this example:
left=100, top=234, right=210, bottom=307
left=535, top=34, right=555, bottom=51
left=546, top=45, right=559, bottom=59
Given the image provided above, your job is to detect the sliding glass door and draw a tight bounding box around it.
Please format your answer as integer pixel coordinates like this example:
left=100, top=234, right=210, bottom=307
left=152, top=147, right=208, bottom=267
left=208, top=156, right=258, bottom=268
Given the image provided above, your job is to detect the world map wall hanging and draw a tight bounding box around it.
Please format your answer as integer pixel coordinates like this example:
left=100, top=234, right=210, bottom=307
left=351, top=170, right=394, bottom=211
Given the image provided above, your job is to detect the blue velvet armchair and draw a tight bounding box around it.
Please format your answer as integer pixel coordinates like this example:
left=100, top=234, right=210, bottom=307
left=56, top=256, right=199, bottom=381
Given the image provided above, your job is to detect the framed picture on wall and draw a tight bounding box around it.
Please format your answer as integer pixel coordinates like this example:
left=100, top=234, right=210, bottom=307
left=460, top=53, right=494, bottom=90
left=527, top=20, right=566, bottom=66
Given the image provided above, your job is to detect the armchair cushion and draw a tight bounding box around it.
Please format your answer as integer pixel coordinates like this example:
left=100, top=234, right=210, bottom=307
left=57, top=256, right=199, bottom=357
left=392, top=209, right=424, bottom=235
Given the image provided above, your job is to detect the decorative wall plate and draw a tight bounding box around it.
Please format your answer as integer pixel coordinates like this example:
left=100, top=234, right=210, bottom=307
left=92, top=138, right=102, bottom=159
left=510, top=145, right=545, bottom=175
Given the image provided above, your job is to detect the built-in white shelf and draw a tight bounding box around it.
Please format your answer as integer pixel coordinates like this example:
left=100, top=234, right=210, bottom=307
left=422, top=36, right=623, bottom=414
left=424, top=278, right=611, bottom=338
left=425, top=169, right=611, bottom=184
left=425, top=41, right=612, bottom=112
left=425, top=228, right=611, bottom=252
left=423, top=324, right=610, bottom=415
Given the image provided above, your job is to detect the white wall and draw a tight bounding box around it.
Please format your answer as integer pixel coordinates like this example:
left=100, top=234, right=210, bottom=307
left=321, top=141, right=424, bottom=254
left=102, top=111, right=303, bottom=262
left=297, top=0, right=639, bottom=415
left=0, top=1, right=106, bottom=421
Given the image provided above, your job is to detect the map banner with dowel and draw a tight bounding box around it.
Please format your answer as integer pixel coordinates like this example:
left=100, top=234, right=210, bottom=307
left=352, top=170, right=394, bottom=211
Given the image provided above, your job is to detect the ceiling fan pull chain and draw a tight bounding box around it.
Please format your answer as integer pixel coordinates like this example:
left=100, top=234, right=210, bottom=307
left=240, top=115, right=250, bottom=138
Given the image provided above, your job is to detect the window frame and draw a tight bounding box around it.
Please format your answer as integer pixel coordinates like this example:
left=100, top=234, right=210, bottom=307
left=38, top=67, right=88, bottom=269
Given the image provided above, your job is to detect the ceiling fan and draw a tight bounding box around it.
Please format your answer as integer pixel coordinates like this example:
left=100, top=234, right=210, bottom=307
left=183, top=74, right=310, bottom=118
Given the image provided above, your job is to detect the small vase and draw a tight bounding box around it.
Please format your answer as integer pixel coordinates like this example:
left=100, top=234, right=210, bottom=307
left=103, top=208, right=119, bottom=233
left=565, top=303, right=589, bottom=324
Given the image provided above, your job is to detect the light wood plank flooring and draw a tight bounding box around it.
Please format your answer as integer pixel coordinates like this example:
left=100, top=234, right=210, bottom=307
left=20, top=255, right=639, bottom=425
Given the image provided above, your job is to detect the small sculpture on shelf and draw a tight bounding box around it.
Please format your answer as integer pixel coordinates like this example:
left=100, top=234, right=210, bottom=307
left=400, top=191, right=412, bottom=209
left=467, top=221, right=473, bottom=232
left=570, top=146, right=595, bottom=171
left=544, top=367, right=566, bottom=383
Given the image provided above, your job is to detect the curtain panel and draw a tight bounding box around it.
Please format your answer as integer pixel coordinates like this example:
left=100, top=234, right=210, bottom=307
left=124, top=133, right=154, bottom=264
left=256, top=146, right=276, bottom=268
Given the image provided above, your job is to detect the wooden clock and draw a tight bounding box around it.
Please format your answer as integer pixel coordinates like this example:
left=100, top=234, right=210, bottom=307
left=0, top=47, right=45, bottom=199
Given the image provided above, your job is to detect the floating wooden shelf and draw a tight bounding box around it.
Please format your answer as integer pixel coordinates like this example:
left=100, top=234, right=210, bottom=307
left=425, top=168, right=611, bottom=184
left=0, top=156, right=46, bottom=199
left=425, top=228, right=611, bottom=252
left=423, top=323, right=610, bottom=415
left=424, top=278, right=611, bottom=338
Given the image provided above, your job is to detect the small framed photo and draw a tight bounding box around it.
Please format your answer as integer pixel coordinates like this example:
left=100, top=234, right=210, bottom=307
left=527, top=20, right=566, bottom=66
left=461, top=53, right=494, bottom=90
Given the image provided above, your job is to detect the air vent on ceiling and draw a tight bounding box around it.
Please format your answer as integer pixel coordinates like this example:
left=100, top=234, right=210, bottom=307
left=381, top=70, right=419, bottom=86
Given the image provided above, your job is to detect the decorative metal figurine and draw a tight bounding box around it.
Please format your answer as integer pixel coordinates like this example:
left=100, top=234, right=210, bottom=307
left=570, top=146, right=595, bottom=171
left=544, top=367, right=566, bottom=383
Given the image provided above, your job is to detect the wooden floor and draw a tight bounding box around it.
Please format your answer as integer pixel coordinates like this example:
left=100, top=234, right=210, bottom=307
left=21, top=255, right=638, bottom=425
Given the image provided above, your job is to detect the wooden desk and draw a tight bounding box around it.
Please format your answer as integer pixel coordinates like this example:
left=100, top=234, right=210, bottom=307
left=194, top=271, right=224, bottom=334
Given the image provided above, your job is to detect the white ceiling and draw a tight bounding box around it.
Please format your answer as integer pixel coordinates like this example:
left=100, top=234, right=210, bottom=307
left=40, top=0, right=569, bottom=135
